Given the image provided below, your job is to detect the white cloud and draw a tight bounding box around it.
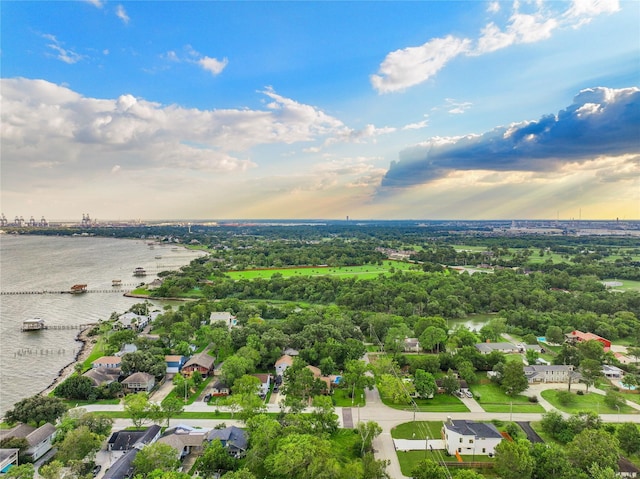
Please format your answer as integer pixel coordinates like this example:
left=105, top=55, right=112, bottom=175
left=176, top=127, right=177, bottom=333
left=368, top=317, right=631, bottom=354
left=1, top=78, right=351, bottom=183
left=84, top=0, right=104, bottom=8
left=371, top=35, right=471, bottom=93
left=487, top=1, right=501, bottom=13
left=402, top=117, right=429, bottom=130
left=43, top=34, right=84, bottom=64
left=116, top=4, right=130, bottom=25
left=371, top=1, right=620, bottom=93
left=444, top=99, right=472, bottom=114
left=198, top=56, right=228, bottom=76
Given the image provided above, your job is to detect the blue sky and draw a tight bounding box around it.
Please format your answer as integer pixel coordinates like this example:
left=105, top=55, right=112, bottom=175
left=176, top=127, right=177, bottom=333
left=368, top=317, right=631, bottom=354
left=1, top=0, right=638, bottom=221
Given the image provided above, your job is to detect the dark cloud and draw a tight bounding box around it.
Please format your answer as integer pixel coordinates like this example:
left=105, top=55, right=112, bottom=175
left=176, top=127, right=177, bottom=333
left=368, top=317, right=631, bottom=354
left=381, top=87, right=640, bottom=187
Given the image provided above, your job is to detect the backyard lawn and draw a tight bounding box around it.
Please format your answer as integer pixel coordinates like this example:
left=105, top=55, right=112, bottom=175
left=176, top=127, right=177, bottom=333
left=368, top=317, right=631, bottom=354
left=396, top=450, right=497, bottom=477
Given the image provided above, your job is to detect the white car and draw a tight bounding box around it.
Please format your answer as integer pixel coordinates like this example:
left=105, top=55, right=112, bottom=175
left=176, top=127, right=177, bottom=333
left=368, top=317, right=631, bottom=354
left=465, top=391, right=473, bottom=398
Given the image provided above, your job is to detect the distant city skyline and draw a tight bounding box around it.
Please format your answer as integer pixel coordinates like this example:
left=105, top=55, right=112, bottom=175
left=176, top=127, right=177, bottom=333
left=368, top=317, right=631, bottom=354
left=1, top=1, right=639, bottom=220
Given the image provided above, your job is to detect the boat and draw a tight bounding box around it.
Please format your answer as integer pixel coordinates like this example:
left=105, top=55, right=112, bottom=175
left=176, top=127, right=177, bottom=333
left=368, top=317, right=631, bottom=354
left=155, top=255, right=162, bottom=259
left=22, top=317, right=47, bottom=331
left=133, top=267, right=147, bottom=277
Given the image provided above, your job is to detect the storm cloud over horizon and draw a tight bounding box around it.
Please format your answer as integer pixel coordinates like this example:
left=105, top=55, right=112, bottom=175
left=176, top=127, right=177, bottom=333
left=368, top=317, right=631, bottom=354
left=381, top=87, right=640, bottom=188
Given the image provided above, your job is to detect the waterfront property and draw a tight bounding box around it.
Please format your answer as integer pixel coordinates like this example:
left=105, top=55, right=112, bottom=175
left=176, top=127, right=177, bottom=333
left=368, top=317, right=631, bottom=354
left=92, top=356, right=122, bottom=369
left=441, top=418, right=503, bottom=456
left=83, top=367, right=121, bottom=387
left=0, top=423, right=56, bottom=462
left=0, top=449, right=19, bottom=474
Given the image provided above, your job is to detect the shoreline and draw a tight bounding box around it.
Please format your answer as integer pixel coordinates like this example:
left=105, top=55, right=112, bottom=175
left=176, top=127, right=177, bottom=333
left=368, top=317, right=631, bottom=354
left=39, top=325, right=96, bottom=397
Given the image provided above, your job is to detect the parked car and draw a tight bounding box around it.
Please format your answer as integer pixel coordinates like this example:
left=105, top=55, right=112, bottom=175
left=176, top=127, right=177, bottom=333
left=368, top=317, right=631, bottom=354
left=465, top=391, right=473, bottom=398
left=92, top=465, right=102, bottom=477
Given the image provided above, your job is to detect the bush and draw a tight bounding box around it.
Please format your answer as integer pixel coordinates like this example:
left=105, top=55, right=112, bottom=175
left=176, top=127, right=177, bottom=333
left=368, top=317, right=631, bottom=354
left=529, top=395, right=538, bottom=403
left=576, top=390, right=584, bottom=395
left=557, top=391, right=576, bottom=406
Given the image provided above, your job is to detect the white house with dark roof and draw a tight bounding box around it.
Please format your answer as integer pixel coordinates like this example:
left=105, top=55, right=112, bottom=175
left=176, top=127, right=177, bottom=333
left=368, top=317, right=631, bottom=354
left=0, top=423, right=57, bottom=462
left=91, top=356, right=122, bottom=369
left=523, top=364, right=575, bottom=383
left=441, top=418, right=503, bottom=456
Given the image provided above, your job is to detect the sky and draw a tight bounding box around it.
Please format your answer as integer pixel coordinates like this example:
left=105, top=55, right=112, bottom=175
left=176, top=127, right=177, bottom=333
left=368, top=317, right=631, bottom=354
left=1, top=0, right=639, bottom=221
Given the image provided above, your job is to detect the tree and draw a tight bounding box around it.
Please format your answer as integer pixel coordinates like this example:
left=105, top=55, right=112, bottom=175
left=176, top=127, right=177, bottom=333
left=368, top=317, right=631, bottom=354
left=221, top=469, right=257, bottom=479
left=577, top=340, right=604, bottom=362
left=411, top=459, right=448, bottom=479
left=221, top=355, right=254, bottom=388
left=501, top=361, right=529, bottom=397
left=530, top=442, right=573, bottom=479
left=226, top=375, right=266, bottom=421
left=5, top=464, right=34, bottom=479
left=419, top=326, right=447, bottom=353
left=579, top=359, right=602, bottom=392
left=133, top=443, right=181, bottom=477
left=377, top=374, right=414, bottom=404
left=356, top=421, right=382, bottom=456
left=244, top=415, right=283, bottom=476
left=566, top=429, right=620, bottom=474
left=311, top=395, right=339, bottom=434
left=39, top=460, right=63, bottom=479
left=616, top=422, right=640, bottom=456
left=494, top=439, right=535, bottom=479
left=263, top=433, right=340, bottom=479
left=452, top=471, right=485, bottom=479
left=525, top=348, right=539, bottom=365
left=441, top=370, right=461, bottom=396
left=413, top=369, right=437, bottom=399
left=123, top=393, right=160, bottom=428
left=53, top=375, right=95, bottom=400
left=195, top=440, right=238, bottom=477
left=456, top=360, right=477, bottom=385
left=361, top=452, right=390, bottom=479
left=56, top=426, right=101, bottom=464
left=545, top=325, right=564, bottom=345
left=604, top=389, right=625, bottom=410
left=5, top=395, right=68, bottom=425
left=342, top=359, right=375, bottom=401
left=120, top=351, right=166, bottom=379
left=384, top=325, right=411, bottom=357
left=160, top=396, right=185, bottom=427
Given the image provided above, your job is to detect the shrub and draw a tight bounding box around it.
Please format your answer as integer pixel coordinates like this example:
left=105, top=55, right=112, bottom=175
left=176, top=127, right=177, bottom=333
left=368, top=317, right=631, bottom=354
left=576, top=390, right=584, bottom=395
left=557, top=391, right=576, bottom=406
left=529, top=395, right=538, bottom=403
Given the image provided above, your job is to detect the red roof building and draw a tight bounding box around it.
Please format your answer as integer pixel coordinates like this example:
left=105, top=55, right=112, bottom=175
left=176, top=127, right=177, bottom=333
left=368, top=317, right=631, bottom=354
left=565, top=330, right=611, bottom=351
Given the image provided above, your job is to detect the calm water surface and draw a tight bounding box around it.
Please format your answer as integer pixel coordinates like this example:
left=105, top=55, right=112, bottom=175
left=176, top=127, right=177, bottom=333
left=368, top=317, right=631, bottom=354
left=0, top=234, right=204, bottom=415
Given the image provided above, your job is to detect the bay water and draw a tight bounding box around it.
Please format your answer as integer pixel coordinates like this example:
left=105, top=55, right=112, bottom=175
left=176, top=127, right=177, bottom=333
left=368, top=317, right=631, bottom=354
left=0, top=234, right=204, bottom=415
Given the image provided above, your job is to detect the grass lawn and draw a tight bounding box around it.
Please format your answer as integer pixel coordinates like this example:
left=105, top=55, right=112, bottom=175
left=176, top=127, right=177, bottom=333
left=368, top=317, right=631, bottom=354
left=330, top=429, right=361, bottom=462
left=396, top=450, right=496, bottom=477
left=602, top=279, right=640, bottom=292
left=81, top=336, right=109, bottom=371
left=381, top=394, right=469, bottom=412
left=332, top=388, right=365, bottom=407
left=224, top=261, right=418, bottom=281
left=63, top=398, right=120, bottom=408
left=163, top=376, right=213, bottom=406
left=391, top=421, right=443, bottom=440
left=540, top=389, right=639, bottom=414
left=471, top=379, right=545, bottom=413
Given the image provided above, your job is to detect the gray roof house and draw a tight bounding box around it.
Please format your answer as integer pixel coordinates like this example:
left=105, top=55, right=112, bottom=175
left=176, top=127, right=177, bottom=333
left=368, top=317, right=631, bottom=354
left=0, top=423, right=57, bottom=462
left=104, top=425, right=162, bottom=479
left=121, top=372, right=156, bottom=393
left=442, top=419, right=503, bottom=456
left=84, top=367, right=121, bottom=387
left=207, top=426, right=248, bottom=458
left=475, top=342, right=519, bottom=354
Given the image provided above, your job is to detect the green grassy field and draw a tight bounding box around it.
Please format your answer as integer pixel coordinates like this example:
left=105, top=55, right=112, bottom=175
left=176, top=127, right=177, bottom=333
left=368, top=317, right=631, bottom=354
left=396, top=450, right=497, bottom=477
left=471, top=379, right=545, bottom=413
left=381, top=393, right=470, bottom=412
left=602, top=279, right=640, bottom=292
left=225, top=261, right=418, bottom=280
left=540, top=389, right=639, bottom=414
left=332, top=388, right=365, bottom=407
left=391, top=421, right=444, bottom=439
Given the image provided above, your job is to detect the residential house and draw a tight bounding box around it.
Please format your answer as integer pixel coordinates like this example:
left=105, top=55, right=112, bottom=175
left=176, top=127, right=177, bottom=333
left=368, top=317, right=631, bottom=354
left=403, top=338, right=421, bottom=353
left=565, top=330, right=611, bottom=351
left=165, top=355, right=186, bottom=374
left=602, top=364, right=625, bottom=379
left=275, top=355, right=293, bottom=376
left=211, top=379, right=230, bottom=397
left=209, top=312, right=238, bottom=329
left=524, top=365, right=575, bottom=383
left=519, top=344, right=545, bottom=354
left=441, top=418, right=503, bottom=456
left=121, top=372, right=156, bottom=393
left=0, top=449, right=19, bottom=474
left=252, top=373, right=271, bottom=398
left=115, top=344, right=138, bottom=357
left=475, top=342, right=519, bottom=355
left=83, top=367, right=121, bottom=387
left=619, top=457, right=640, bottom=478
left=157, top=426, right=206, bottom=460
left=0, top=423, right=57, bottom=462
left=306, top=365, right=331, bottom=394
left=104, top=426, right=162, bottom=479
left=182, top=351, right=215, bottom=378
left=146, top=278, right=164, bottom=291
left=92, top=356, right=122, bottom=369
left=116, top=312, right=150, bottom=331
left=207, top=426, right=248, bottom=458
